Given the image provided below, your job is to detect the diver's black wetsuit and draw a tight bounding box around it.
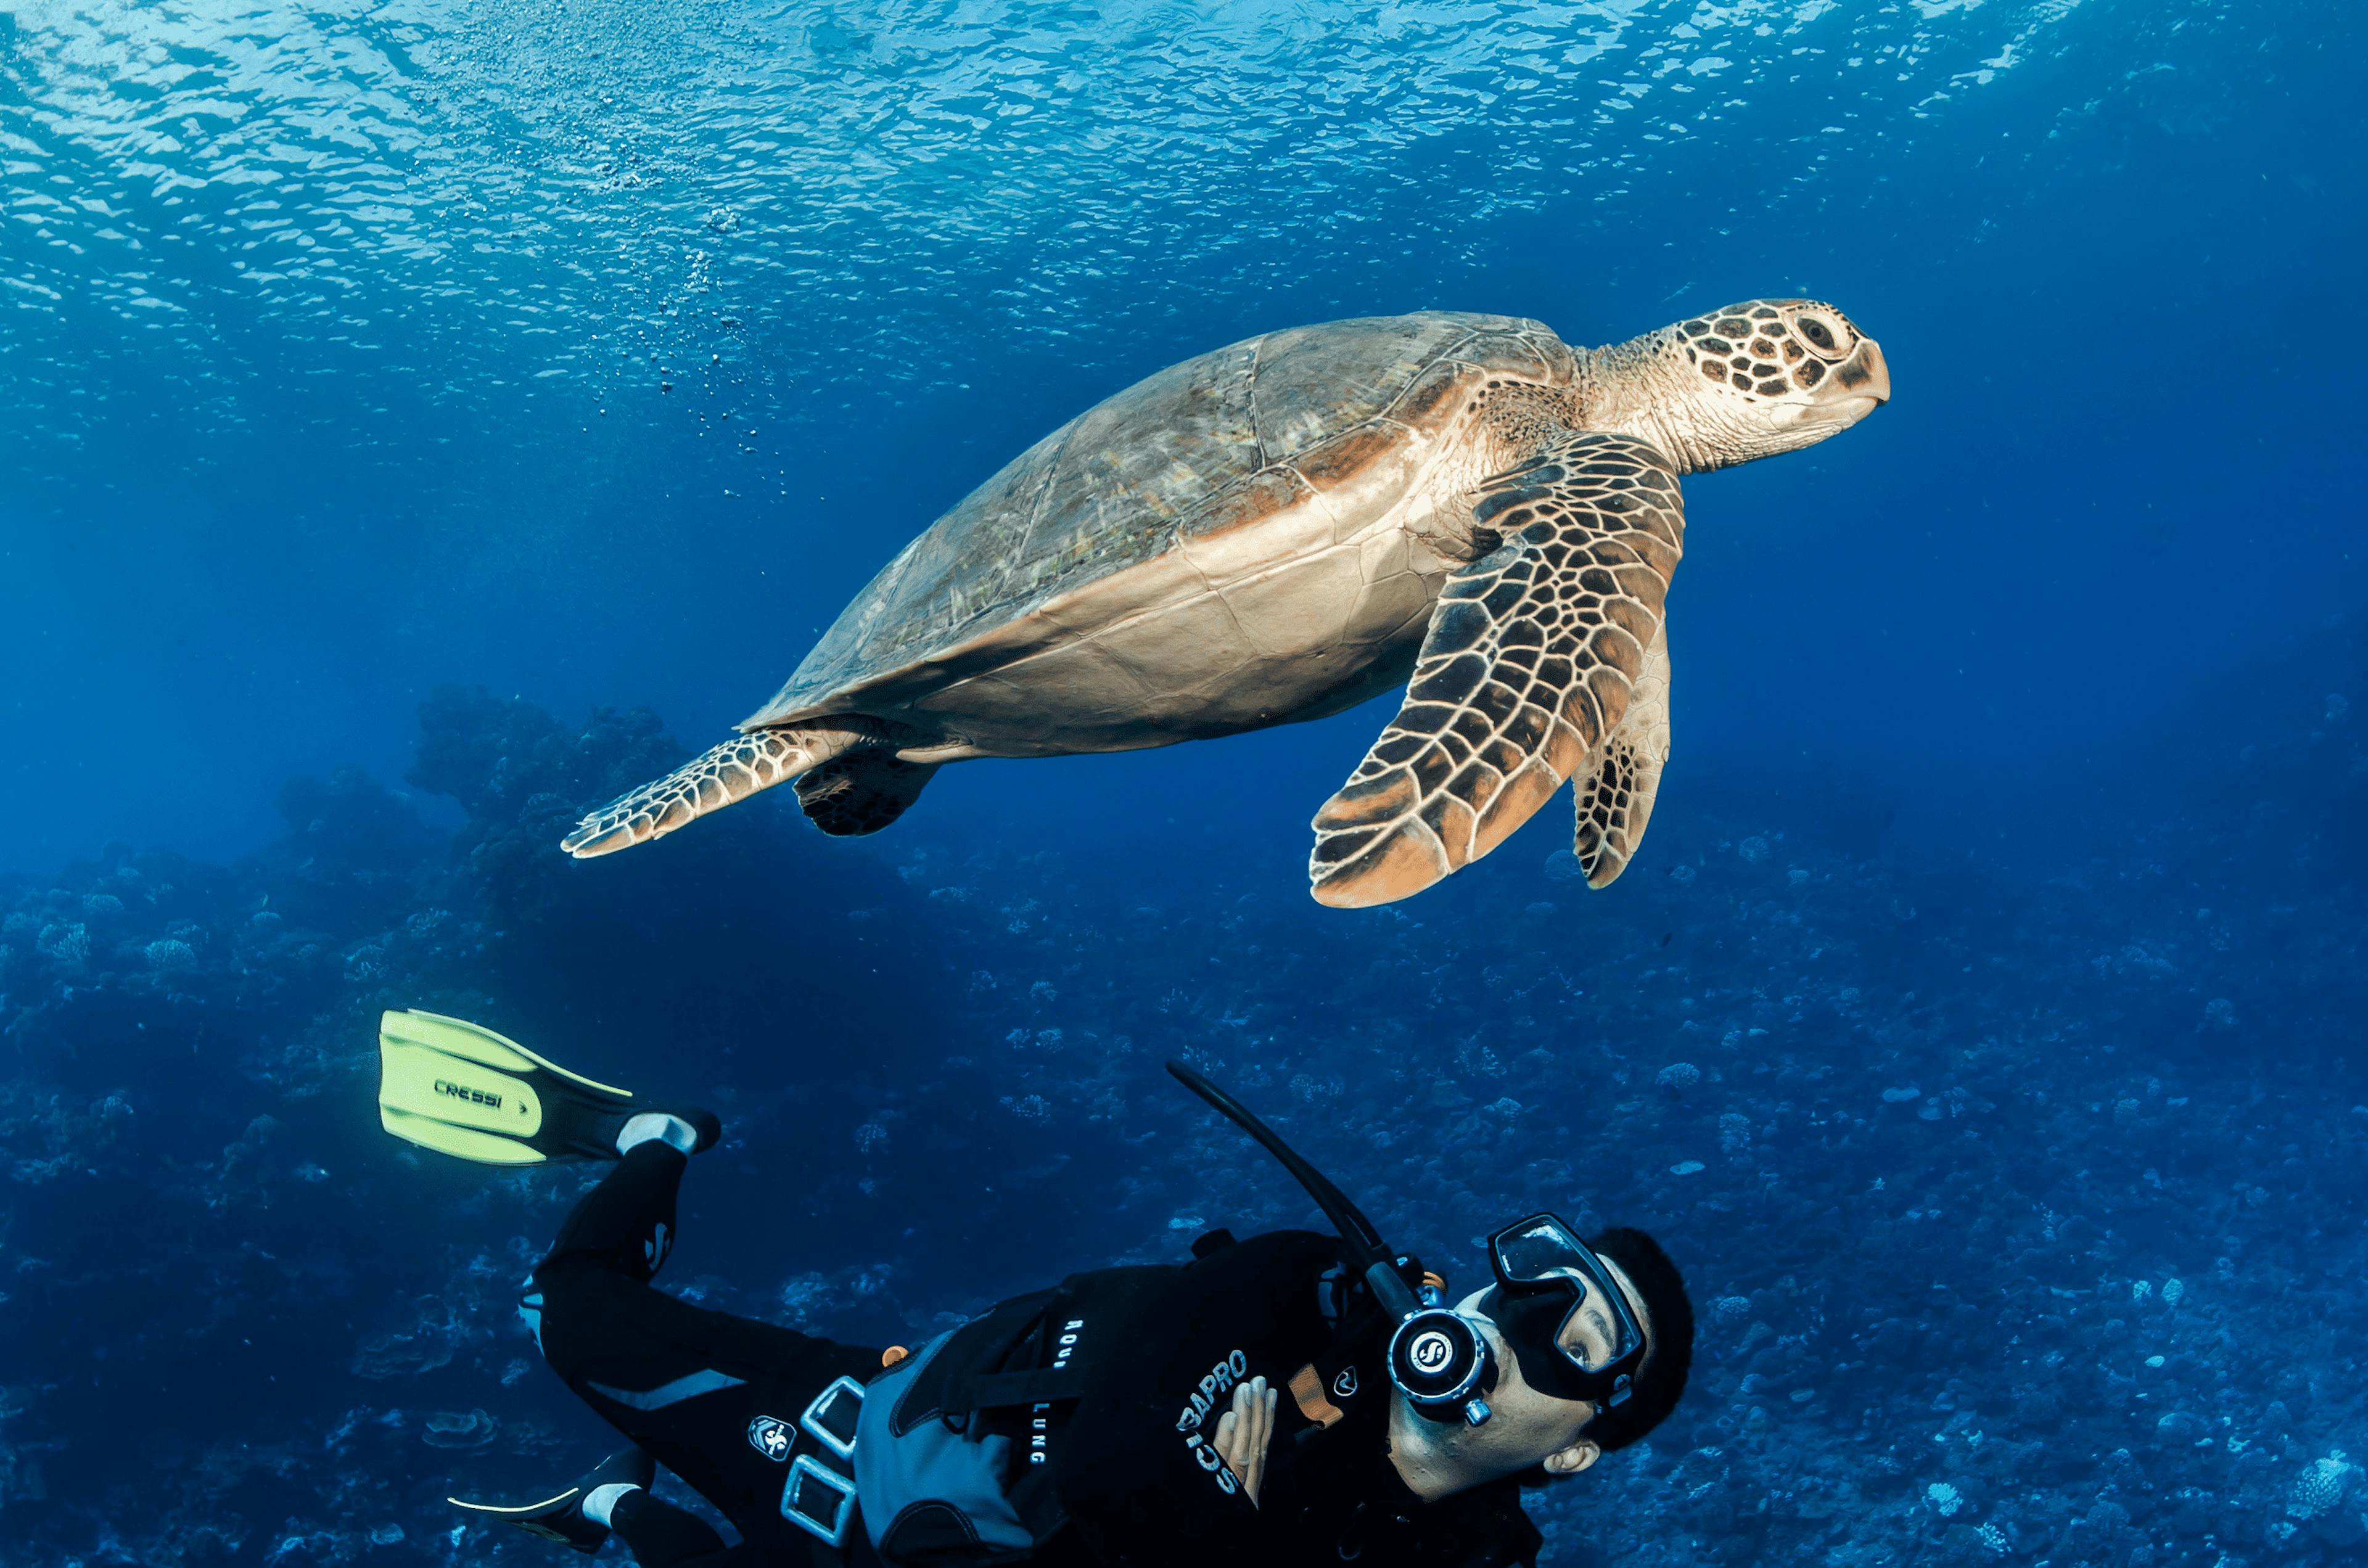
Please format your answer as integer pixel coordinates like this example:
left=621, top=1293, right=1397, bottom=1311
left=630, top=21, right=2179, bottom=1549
left=533, top=1146, right=1540, bottom=1568
left=532, top=1143, right=884, bottom=1568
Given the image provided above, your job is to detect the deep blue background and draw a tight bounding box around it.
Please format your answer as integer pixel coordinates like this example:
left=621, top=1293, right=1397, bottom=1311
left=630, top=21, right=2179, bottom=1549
left=4, top=3, right=2366, bottom=1566
left=6, top=0, right=2358, bottom=872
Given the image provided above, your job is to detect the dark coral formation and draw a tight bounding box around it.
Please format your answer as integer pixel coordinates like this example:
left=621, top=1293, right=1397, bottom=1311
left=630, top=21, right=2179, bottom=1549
left=3, top=622, right=2366, bottom=1566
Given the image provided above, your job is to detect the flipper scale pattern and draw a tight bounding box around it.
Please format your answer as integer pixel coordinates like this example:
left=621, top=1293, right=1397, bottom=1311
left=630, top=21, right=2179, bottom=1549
left=561, top=727, right=866, bottom=857
left=1307, top=432, right=1684, bottom=908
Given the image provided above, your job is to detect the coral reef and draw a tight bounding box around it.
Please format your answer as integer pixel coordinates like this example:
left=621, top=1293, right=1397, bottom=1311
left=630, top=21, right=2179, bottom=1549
left=3, top=623, right=2366, bottom=1564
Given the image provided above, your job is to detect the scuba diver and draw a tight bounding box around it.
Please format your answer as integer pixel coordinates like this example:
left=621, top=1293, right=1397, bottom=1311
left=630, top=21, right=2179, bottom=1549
left=377, top=1009, right=1696, bottom=1568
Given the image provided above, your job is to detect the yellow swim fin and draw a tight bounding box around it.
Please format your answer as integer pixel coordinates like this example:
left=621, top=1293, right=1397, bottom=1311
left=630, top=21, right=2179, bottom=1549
left=377, top=1009, right=672, bottom=1166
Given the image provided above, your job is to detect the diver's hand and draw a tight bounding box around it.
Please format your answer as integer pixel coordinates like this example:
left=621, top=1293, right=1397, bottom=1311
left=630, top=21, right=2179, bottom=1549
left=1212, top=1376, right=1277, bottom=1507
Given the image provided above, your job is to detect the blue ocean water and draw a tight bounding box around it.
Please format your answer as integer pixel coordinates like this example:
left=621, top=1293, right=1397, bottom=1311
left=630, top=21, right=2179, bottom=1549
left=2, top=1, right=2364, bottom=1563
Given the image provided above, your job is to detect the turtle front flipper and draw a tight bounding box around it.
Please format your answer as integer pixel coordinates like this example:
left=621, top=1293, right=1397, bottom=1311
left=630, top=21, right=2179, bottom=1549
left=561, top=725, right=872, bottom=858
left=1307, top=433, right=1685, bottom=908
left=1573, top=625, right=1671, bottom=888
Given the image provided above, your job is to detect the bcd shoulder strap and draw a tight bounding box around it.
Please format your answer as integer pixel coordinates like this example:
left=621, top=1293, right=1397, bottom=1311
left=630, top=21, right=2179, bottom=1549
left=887, top=1288, right=1056, bottom=1439
left=890, top=1265, right=1179, bottom=1435
left=945, top=1265, right=1175, bottom=1416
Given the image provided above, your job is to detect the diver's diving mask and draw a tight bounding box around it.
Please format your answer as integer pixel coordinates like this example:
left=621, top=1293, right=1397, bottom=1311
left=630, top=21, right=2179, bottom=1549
left=1476, top=1213, right=1648, bottom=1409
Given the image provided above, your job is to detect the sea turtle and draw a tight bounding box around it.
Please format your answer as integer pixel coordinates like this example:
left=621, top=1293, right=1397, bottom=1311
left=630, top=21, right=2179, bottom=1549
left=564, top=301, right=1889, bottom=906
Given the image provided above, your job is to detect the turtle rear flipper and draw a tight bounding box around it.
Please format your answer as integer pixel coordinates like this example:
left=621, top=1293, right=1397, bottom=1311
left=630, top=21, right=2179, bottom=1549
left=795, top=753, right=941, bottom=836
left=561, top=724, right=874, bottom=858
left=1307, top=432, right=1685, bottom=908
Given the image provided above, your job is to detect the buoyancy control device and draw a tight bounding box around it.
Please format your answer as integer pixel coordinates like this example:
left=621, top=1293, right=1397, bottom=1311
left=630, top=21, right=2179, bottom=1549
left=847, top=1265, right=1173, bottom=1564
left=837, top=1064, right=1482, bottom=1566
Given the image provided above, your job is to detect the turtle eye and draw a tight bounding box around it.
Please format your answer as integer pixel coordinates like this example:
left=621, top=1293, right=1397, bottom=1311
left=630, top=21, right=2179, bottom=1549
left=1793, top=313, right=1848, bottom=359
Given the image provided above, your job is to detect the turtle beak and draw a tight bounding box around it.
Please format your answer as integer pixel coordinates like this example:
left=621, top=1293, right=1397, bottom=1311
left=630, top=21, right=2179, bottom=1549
left=1832, top=337, right=1890, bottom=405
left=1781, top=336, right=1888, bottom=431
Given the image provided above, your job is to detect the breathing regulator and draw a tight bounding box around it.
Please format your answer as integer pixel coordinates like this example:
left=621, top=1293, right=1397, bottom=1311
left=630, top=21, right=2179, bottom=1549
left=1168, top=1063, right=1497, bottom=1426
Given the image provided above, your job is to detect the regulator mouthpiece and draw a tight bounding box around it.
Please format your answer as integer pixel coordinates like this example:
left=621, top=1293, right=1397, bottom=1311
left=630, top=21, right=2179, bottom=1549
left=1388, top=1307, right=1495, bottom=1427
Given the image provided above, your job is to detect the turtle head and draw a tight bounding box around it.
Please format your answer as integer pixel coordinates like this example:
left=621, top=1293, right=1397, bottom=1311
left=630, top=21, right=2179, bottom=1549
left=1585, top=299, right=1889, bottom=473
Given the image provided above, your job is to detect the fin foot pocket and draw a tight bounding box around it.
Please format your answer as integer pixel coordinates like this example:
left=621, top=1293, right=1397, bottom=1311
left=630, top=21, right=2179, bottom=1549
left=451, top=1448, right=655, bottom=1555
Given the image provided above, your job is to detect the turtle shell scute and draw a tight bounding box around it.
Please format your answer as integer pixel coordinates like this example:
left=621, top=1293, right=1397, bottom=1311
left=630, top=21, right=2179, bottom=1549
left=744, top=312, right=1576, bottom=726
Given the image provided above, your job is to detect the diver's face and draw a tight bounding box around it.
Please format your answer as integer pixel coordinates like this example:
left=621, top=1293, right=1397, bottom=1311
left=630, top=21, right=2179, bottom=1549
left=1449, top=1257, right=1651, bottom=1472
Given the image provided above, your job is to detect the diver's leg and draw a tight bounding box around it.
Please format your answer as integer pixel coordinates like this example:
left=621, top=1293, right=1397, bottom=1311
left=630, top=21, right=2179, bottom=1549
left=539, top=1137, right=693, bottom=1282
left=604, top=1489, right=741, bottom=1568
left=531, top=1144, right=879, bottom=1553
